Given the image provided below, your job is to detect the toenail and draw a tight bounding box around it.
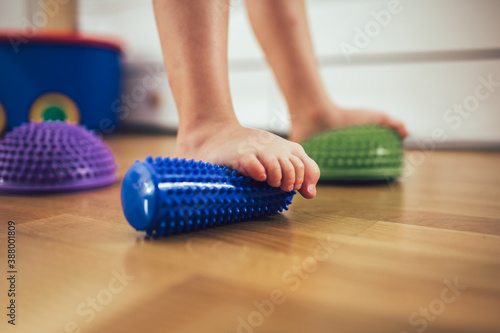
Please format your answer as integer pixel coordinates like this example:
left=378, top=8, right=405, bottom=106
left=308, top=184, right=316, bottom=195
left=286, top=185, right=294, bottom=192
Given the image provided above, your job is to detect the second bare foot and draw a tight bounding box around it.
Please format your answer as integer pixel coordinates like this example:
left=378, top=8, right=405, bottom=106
left=289, top=102, right=408, bottom=143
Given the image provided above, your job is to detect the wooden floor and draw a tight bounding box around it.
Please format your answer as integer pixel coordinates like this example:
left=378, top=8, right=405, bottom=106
left=1, top=134, right=500, bottom=333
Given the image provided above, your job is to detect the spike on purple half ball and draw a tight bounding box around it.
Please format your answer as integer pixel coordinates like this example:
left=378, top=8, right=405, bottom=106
left=0, top=121, right=117, bottom=193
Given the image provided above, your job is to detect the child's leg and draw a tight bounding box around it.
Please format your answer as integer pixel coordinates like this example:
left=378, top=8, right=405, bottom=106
left=246, top=0, right=408, bottom=142
left=153, top=0, right=320, bottom=198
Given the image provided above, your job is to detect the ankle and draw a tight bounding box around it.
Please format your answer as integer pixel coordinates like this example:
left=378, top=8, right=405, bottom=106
left=289, top=99, right=335, bottom=124
left=178, top=113, right=239, bottom=143
left=178, top=105, right=239, bottom=131
left=288, top=91, right=335, bottom=117
left=175, top=115, right=241, bottom=158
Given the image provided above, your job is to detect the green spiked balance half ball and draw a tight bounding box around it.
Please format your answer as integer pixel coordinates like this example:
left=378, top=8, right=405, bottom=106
left=301, top=125, right=404, bottom=182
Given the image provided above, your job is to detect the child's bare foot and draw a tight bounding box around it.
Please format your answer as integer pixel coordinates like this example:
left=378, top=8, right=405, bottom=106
left=175, top=120, right=320, bottom=199
left=289, top=102, right=408, bottom=143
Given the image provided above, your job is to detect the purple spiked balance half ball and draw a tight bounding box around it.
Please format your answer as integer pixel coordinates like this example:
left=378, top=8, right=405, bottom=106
left=0, top=121, right=117, bottom=194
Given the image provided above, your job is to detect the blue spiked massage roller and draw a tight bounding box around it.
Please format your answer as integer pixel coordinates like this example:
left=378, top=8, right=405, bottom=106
left=121, top=157, right=296, bottom=236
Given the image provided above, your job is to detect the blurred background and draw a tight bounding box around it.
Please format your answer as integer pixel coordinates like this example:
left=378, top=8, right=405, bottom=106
left=0, top=0, right=499, bottom=148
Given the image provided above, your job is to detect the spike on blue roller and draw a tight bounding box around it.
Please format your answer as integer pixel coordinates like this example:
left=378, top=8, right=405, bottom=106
left=121, top=157, right=296, bottom=236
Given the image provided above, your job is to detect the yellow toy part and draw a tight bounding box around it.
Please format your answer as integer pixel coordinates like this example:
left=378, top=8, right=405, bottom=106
left=29, top=92, right=80, bottom=124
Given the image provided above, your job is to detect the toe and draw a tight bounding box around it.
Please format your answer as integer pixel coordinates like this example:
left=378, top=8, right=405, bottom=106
left=396, top=121, right=408, bottom=138
left=389, top=119, right=408, bottom=138
left=279, top=157, right=295, bottom=192
left=289, top=155, right=305, bottom=190
left=295, top=147, right=320, bottom=199
left=261, top=156, right=282, bottom=188
left=380, top=114, right=408, bottom=138
left=239, top=154, right=266, bottom=182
